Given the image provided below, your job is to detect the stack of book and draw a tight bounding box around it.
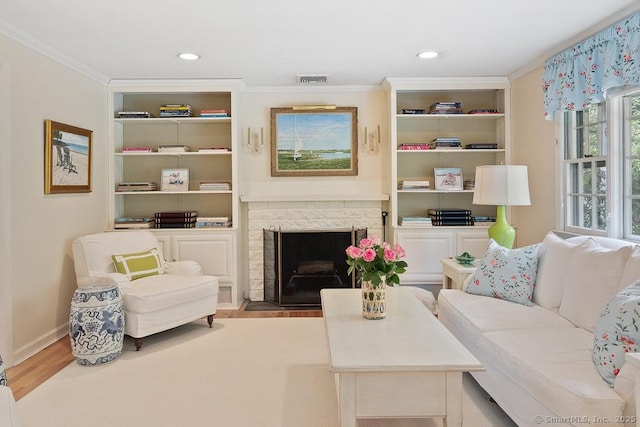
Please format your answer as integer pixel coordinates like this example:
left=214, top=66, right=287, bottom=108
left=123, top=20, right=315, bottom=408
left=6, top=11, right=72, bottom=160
left=398, top=143, right=430, bottom=150
left=427, top=209, right=474, bottom=226
left=468, top=109, right=499, bottom=114
left=196, top=216, right=231, bottom=228
left=428, top=102, right=463, bottom=114
left=199, top=182, right=231, bottom=191
left=159, top=104, right=193, bottom=117
left=399, top=217, right=432, bottom=227
left=116, top=182, right=157, bottom=192
left=200, top=109, right=229, bottom=118
left=399, top=180, right=430, bottom=190
left=430, top=137, right=462, bottom=149
left=114, top=217, right=155, bottom=229
left=154, top=211, right=198, bottom=228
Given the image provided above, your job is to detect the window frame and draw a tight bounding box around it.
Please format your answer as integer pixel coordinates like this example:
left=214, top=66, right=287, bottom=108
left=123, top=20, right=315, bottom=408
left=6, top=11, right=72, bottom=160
left=558, top=86, right=640, bottom=242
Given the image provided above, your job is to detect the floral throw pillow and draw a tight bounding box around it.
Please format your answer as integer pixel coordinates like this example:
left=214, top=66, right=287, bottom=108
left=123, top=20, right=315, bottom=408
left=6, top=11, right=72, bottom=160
left=593, top=279, right=640, bottom=387
left=464, top=239, right=540, bottom=306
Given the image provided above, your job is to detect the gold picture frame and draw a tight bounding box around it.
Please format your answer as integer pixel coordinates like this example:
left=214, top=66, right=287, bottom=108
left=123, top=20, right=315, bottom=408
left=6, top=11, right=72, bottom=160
left=271, top=107, right=358, bottom=177
left=44, top=120, right=92, bottom=194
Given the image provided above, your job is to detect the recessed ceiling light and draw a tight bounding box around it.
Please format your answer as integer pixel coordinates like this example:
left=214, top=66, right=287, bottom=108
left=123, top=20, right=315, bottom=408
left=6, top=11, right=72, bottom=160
left=178, top=53, right=200, bottom=61
left=417, top=51, right=439, bottom=59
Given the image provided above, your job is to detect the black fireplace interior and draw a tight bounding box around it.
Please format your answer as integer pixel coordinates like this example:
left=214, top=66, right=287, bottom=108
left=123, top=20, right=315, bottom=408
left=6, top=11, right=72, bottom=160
left=263, top=228, right=367, bottom=306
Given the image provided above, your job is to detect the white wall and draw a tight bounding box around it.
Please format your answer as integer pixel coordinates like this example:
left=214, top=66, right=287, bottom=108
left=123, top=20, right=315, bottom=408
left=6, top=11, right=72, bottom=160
left=240, top=87, right=388, bottom=198
left=510, top=67, right=558, bottom=246
left=0, top=33, right=108, bottom=364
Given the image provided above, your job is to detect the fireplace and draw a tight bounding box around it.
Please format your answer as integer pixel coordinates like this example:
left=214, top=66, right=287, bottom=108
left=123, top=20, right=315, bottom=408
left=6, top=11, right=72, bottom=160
left=263, top=228, right=367, bottom=306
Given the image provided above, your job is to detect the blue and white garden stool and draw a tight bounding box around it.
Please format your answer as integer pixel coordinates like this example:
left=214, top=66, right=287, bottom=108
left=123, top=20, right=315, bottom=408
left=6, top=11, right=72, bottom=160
left=69, top=284, right=125, bottom=366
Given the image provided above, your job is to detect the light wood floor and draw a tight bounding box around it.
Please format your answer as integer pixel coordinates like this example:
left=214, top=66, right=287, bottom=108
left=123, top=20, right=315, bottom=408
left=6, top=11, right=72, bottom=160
left=6, top=300, right=322, bottom=401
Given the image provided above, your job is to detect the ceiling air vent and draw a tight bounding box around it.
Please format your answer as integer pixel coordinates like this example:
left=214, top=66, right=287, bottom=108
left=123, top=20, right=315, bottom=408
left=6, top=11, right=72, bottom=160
left=296, top=74, right=328, bottom=84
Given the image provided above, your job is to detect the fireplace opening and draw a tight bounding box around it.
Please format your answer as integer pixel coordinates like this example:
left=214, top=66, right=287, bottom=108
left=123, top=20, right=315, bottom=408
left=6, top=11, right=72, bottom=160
left=263, top=228, right=367, bottom=306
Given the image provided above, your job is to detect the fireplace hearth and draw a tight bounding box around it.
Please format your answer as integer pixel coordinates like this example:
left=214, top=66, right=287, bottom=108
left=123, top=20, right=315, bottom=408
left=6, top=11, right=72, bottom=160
left=263, top=228, right=367, bottom=306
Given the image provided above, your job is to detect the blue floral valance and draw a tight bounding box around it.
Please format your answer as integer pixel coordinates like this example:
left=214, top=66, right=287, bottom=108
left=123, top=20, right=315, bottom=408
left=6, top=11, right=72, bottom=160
left=542, top=11, right=640, bottom=120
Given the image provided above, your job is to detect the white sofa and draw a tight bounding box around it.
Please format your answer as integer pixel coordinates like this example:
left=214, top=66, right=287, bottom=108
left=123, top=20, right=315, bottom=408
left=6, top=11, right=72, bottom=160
left=0, top=386, right=20, bottom=426
left=438, top=232, right=640, bottom=427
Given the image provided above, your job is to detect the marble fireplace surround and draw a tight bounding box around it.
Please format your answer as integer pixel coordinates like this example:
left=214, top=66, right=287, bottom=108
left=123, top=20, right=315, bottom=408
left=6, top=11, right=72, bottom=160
left=241, top=194, right=388, bottom=301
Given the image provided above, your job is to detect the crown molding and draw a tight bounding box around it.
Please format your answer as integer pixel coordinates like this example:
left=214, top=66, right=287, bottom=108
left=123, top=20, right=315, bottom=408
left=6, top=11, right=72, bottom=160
left=509, top=4, right=640, bottom=81
left=0, top=18, right=110, bottom=85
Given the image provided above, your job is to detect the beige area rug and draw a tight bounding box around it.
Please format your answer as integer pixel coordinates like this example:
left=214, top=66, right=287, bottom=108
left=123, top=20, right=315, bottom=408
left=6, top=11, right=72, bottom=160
left=16, top=318, right=515, bottom=427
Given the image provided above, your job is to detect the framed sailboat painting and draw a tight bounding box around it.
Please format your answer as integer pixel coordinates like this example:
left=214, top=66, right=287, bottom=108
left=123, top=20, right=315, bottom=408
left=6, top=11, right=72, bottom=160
left=270, top=107, right=358, bottom=176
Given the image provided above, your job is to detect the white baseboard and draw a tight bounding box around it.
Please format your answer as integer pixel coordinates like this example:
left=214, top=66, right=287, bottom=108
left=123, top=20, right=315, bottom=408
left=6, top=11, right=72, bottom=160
left=13, top=323, right=69, bottom=366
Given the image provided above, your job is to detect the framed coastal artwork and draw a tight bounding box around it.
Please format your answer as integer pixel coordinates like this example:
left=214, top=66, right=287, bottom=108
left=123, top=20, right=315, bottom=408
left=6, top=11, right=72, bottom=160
left=44, top=120, right=93, bottom=194
left=270, top=107, right=358, bottom=177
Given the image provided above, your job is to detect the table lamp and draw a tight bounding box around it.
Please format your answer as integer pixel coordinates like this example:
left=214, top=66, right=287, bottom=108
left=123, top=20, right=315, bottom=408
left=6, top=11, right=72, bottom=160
left=472, top=165, right=530, bottom=249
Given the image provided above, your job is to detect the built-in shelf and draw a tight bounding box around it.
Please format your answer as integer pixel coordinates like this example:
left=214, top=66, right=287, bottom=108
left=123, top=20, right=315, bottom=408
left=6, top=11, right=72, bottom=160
left=240, top=194, right=389, bottom=202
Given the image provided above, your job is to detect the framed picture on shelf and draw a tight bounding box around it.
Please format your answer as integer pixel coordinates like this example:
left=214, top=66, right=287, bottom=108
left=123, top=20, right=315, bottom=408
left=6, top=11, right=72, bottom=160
left=270, top=106, right=358, bottom=177
left=44, top=119, right=93, bottom=194
left=161, top=168, right=189, bottom=192
left=434, top=168, right=463, bottom=191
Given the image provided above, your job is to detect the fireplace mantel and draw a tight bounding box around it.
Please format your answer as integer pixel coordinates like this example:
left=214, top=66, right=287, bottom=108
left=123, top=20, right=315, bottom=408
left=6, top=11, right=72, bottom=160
left=240, top=193, right=389, bottom=202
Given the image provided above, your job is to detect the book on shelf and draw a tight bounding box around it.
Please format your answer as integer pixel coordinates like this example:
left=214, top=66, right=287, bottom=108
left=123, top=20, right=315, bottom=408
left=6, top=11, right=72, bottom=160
left=467, top=109, right=499, bottom=114
left=154, top=211, right=198, bottom=218
left=198, top=147, right=230, bottom=153
left=399, top=180, right=430, bottom=190
left=116, top=182, right=157, bottom=192
left=159, top=104, right=194, bottom=117
left=200, top=109, right=229, bottom=117
left=196, top=216, right=232, bottom=228
left=398, top=143, right=431, bottom=150
left=154, top=222, right=197, bottom=229
left=465, top=143, right=498, bottom=149
left=427, top=209, right=472, bottom=217
left=199, top=182, right=231, bottom=191
left=400, top=109, right=426, bottom=115
left=158, top=145, right=190, bottom=153
left=430, top=219, right=475, bottom=226
left=122, top=147, right=153, bottom=153
left=430, top=137, right=462, bottom=149
left=114, top=219, right=155, bottom=229
left=115, top=216, right=154, bottom=223
left=428, top=102, right=463, bottom=114
left=399, top=217, right=432, bottom=227
left=117, top=111, right=154, bottom=119
left=154, top=216, right=197, bottom=224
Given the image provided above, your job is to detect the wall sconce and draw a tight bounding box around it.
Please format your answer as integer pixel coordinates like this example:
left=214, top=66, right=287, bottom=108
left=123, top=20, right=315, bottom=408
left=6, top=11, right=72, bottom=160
left=247, top=127, right=264, bottom=154
left=363, top=125, right=381, bottom=155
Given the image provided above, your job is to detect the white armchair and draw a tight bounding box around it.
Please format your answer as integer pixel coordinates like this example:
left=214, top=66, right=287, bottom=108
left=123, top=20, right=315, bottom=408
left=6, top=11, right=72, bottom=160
left=72, top=230, right=219, bottom=350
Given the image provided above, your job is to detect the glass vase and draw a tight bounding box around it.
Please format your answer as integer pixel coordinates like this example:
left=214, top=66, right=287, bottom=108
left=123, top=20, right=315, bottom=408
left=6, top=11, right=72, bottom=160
left=361, top=280, right=386, bottom=319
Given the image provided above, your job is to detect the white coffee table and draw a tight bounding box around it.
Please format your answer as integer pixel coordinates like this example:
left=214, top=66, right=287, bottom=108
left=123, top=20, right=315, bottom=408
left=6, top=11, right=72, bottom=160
left=321, top=287, right=483, bottom=427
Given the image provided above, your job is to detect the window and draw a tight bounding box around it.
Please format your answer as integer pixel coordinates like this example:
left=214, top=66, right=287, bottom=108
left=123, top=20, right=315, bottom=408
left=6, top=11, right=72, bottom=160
left=561, top=89, right=640, bottom=241
left=624, top=93, right=640, bottom=237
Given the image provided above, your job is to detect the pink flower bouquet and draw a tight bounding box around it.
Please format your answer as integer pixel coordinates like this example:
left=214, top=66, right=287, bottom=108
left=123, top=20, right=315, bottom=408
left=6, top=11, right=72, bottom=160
left=345, top=236, right=408, bottom=287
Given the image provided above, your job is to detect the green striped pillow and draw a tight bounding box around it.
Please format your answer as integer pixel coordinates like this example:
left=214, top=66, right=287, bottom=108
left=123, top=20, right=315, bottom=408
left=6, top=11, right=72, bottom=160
left=112, top=248, right=163, bottom=280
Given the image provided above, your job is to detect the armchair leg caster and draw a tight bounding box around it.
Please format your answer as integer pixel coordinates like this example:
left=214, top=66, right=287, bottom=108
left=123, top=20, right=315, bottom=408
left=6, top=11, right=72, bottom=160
left=207, top=314, right=214, bottom=328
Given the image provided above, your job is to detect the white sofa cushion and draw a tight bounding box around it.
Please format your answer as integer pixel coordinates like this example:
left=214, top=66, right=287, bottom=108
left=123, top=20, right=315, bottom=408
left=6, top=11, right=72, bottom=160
left=481, top=328, right=625, bottom=422
left=123, top=274, right=219, bottom=314
left=594, top=279, right=640, bottom=386
left=533, top=232, right=597, bottom=310
left=438, top=289, right=575, bottom=337
left=619, top=245, right=640, bottom=291
left=464, top=240, right=540, bottom=306
left=559, top=244, right=632, bottom=332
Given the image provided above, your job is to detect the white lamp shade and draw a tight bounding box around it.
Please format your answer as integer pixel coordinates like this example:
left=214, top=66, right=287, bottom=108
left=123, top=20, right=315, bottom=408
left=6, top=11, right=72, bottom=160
left=472, top=165, right=531, bottom=206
